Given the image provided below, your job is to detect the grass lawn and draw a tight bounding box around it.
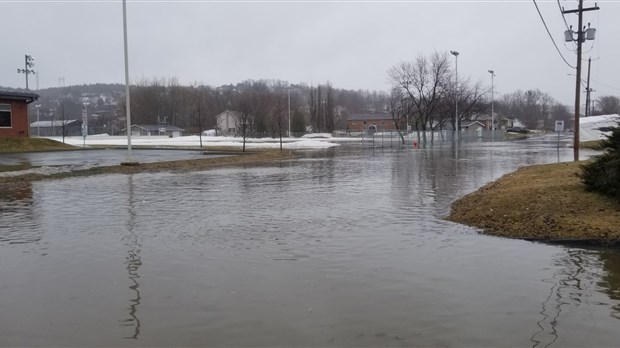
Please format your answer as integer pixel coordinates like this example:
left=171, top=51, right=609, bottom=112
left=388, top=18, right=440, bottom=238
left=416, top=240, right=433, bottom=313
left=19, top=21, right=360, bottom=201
left=0, top=137, right=76, bottom=153
left=448, top=161, right=620, bottom=243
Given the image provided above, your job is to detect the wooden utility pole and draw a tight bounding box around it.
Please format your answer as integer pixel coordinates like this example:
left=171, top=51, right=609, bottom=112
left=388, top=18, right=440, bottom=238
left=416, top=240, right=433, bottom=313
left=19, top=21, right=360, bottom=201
left=585, top=57, right=592, bottom=117
left=563, top=0, right=599, bottom=161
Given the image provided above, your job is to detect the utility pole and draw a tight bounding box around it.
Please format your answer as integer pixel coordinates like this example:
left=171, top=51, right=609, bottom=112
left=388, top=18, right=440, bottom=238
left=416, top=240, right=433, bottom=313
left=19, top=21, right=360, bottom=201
left=488, top=70, right=496, bottom=141
left=585, top=57, right=592, bottom=117
left=563, top=0, right=599, bottom=161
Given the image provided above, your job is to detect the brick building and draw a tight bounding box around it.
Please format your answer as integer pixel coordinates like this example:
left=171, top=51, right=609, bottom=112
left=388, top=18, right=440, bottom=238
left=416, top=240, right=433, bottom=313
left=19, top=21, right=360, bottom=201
left=346, top=112, right=404, bottom=132
left=0, top=90, right=39, bottom=137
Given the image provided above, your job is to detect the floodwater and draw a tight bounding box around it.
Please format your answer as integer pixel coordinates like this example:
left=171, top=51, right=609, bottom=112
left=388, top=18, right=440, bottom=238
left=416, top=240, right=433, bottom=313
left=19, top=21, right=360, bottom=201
left=1, top=136, right=618, bottom=347
left=0, top=149, right=224, bottom=169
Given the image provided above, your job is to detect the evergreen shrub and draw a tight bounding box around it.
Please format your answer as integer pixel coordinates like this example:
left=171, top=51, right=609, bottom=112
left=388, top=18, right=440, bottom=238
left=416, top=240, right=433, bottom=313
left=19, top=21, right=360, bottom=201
left=580, top=121, right=620, bottom=202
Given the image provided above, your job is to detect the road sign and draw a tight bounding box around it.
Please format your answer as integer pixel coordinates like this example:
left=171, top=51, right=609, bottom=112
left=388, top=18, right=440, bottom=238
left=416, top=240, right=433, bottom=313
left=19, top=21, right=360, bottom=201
left=555, top=120, right=565, bottom=132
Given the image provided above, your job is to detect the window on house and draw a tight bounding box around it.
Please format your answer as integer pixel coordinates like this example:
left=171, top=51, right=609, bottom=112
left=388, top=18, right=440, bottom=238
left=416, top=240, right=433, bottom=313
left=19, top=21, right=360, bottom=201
left=0, top=104, right=11, bottom=127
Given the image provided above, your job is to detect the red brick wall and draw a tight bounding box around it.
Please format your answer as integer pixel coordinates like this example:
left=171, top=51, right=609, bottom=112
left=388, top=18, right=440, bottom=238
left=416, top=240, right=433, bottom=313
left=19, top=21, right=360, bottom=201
left=0, top=99, right=29, bottom=137
left=347, top=119, right=404, bottom=132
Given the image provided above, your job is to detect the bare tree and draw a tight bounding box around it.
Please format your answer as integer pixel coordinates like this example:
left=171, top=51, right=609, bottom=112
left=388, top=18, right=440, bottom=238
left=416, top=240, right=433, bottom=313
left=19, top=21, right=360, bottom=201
left=192, top=85, right=210, bottom=148
left=325, top=82, right=335, bottom=133
left=387, top=87, right=410, bottom=144
left=595, top=96, right=620, bottom=115
left=236, top=92, right=254, bottom=152
left=550, top=103, right=571, bottom=126
left=271, top=93, right=287, bottom=150
left=455, top=79, right=488, bottom=127
left=502, top=89, right=554, bottom=129
left=388, top=51, right=451, bottom=145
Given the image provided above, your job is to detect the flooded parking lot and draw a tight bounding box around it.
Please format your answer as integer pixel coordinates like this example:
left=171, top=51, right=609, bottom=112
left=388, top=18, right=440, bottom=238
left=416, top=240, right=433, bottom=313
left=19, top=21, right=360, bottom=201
left=0, top=137, right=618, bottom=346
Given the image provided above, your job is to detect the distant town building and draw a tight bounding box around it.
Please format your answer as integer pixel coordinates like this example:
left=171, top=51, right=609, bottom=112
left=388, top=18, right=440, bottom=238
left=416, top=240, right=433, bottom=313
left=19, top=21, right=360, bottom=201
left=130, top=124, right=184, bottom=137
left=346, top=112, right=404, bottom=132
left=29, top=120, right=83, bottom=137
left=0, top=90, right=39, bottom=137
left=216, top=110, right=241, bottom=136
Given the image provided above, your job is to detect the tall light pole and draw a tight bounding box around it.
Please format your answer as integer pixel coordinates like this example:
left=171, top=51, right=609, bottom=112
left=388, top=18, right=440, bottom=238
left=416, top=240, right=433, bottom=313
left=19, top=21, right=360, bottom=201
left=488, top=70, right=495, bottom=141
left=122, top=0, right=134, bottom=163
left=450, top=51, right=459, bottom=139
left=288, top=88, right=291, bottom=137
left=35, top=104, right=41, bottom=136
left=17, top=55, right=35, bottom=90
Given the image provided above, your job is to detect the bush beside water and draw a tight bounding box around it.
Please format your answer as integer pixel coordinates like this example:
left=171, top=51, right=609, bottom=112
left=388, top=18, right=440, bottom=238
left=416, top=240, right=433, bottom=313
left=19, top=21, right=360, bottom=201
left=580, top=121, right=620, bottom=203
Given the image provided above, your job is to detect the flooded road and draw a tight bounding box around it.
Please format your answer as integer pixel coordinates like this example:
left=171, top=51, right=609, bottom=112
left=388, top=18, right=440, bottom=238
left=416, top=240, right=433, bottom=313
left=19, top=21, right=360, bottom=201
left=1, top=138, right=618, bottom=347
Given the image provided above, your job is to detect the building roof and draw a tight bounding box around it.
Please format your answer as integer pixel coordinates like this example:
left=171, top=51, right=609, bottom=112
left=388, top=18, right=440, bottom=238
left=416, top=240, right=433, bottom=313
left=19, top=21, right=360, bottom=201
left=131, top=124, right=185, bottom=131
left=216, top=110, right=241, bottom=118
left=0, top=89, right=39, bottom=104
left=30, top=120, right=80, bottom=127
left=463, top=121, right=485, bottom=128
left=347, top=113, right=392, bottom=121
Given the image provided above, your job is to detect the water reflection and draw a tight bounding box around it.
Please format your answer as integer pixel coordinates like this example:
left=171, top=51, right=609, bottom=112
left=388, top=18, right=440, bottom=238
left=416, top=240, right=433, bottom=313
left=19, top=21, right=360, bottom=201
left=598, top=250, right=620, bottom=320
left=530, top=248, right=615, bottom=348
left=0, top=182, right=41, bottom=245
left=119, top=175, right=142, bottom=339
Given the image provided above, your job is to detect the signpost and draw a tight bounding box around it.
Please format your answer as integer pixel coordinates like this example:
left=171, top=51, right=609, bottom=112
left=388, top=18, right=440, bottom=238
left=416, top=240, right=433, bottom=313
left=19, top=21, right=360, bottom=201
left=555, top=120, right=565, bottom=161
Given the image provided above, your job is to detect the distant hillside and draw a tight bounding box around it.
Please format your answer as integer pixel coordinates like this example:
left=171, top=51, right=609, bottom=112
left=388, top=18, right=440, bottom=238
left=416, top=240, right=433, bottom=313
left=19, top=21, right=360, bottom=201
left=36, top=83, right=126, bottom=100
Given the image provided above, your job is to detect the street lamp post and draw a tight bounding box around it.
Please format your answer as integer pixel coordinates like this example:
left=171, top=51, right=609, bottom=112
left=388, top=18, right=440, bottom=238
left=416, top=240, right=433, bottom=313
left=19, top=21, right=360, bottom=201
left=488, top=70, right=495, bottom=141
left=122, top=0, right=134, bottom=164
left=288, top=88, right=291, bottom=137
left=35, top=104, right=41, bottom=136
left=450, top=51, right=459, bottom=139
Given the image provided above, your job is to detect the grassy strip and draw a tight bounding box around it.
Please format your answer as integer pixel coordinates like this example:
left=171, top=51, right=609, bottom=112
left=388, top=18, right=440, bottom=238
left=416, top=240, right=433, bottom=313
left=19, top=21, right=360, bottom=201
left=447, top=161, right=620, bottom=244
left=0, top=137, right=77, bottom=153
left=581, top=140, right=605, bottom=150
left=0, top=150, right=297, bottom=184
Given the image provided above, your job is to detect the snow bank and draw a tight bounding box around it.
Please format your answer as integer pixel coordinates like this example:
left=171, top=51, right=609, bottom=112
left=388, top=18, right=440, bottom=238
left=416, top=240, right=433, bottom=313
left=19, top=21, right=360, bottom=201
left=48, top=135, right=340, bottom=150
left=580, top=114, right=619, bottom=142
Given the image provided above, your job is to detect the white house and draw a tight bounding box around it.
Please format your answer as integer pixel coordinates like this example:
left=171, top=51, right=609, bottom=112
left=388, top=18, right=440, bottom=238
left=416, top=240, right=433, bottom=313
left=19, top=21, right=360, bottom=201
left=216, top=110, right=240, bottom=136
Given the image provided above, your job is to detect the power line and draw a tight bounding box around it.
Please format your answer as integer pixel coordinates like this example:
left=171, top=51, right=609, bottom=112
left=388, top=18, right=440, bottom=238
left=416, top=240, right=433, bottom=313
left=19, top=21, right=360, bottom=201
left=558, top=0, right=577, bottom=50
left=533, top=0, right=576, bottom=69
left=591, top=78, right=620, bottom=92
left=557, top=0, right=573, bottom=34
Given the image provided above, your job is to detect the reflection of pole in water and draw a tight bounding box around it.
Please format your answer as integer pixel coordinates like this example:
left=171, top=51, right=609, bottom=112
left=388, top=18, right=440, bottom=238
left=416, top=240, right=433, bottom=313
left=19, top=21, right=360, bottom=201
left=120, top=175, right=142, bottom=339
left=530, top=249, right=593, bottom=348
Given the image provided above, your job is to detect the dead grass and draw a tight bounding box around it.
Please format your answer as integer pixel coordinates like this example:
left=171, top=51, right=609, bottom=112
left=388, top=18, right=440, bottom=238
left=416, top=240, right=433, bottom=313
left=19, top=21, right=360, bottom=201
left=447, top=161, right=620, bottom=243
left=0, top=137, right=76, bottom=153
left=581, top=140, right=605, bottom=150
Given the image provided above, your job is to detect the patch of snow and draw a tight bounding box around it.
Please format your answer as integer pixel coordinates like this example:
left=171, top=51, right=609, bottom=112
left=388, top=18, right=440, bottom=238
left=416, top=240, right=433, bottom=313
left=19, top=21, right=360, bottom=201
left=580, top=114, right=619, bottom=142
left=0, top=165, right=93, bottom=178
left=44, top=135, right=340, bottom=150
left=301, top=133, right=333, bottom=139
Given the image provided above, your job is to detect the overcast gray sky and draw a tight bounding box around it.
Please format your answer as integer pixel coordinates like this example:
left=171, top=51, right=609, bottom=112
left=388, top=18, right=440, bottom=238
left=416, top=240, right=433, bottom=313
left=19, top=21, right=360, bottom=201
left=2, top=0, right=619, bottom=105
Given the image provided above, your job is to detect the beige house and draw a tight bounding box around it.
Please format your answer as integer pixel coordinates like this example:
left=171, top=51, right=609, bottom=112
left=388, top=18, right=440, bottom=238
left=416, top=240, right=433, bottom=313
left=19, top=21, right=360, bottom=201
left=216, top=110, right=241, bottom=136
